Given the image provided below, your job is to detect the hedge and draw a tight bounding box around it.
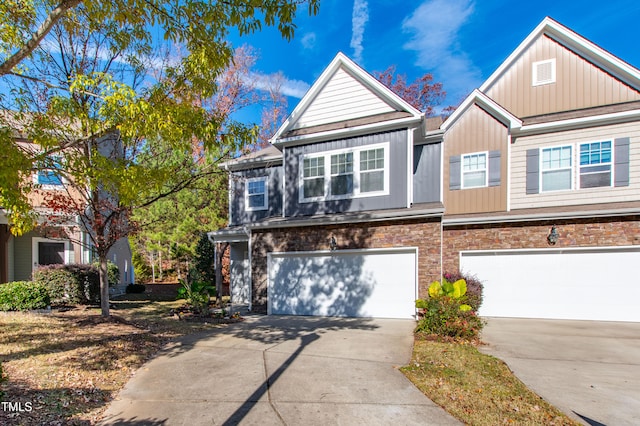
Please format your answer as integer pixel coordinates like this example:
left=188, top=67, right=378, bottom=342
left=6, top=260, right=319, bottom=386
left=0, top=281, right=50, bottom=311
left=32, top=264, right=100, bottom=305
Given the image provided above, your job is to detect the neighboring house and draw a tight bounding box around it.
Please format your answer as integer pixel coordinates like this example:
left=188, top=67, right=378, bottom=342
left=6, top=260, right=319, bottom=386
left=0, top=127, right=134, bottom=287
left=211, top=17, right=640, bottom=322
left=440, top=17, right=640, bottom=322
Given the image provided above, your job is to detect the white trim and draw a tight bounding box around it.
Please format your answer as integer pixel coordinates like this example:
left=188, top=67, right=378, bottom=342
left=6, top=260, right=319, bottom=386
left=506, top=132, right=512, bottom=211
left=298, top=142, right=390, bottom=203
left=270, top=52, right=422, bottom=143
left=407, top=129, right=413, bottom=208
left=461, top=151, right=489, bottom=189
left=460, top=245, right=640, bottom=258
left=274, top=116, right=422, bottom=147
left=532, top=58, right=556, bottom=86
left=32, top=237, right=71, bottom=271
left=540, top=144, right=573, bottom=192
left=516, top=108, right=640, bottom=136
left=245, top=176, right=269, bottom=212
left=441, top=89, right=522, bottom=132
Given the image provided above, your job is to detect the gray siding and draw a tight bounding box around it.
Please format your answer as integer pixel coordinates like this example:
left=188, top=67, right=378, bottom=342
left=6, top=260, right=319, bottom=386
left=413, top=142, right=441, bottom=203
left=230, top=166, right=283, bottom=226
left=284, top=130, right=409, bottom=217
left=13, top=232, right=33, bottom=281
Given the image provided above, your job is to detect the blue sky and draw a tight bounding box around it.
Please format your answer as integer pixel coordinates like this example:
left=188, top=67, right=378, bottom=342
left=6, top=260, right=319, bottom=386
left=229, top=0, right=640, bottom=122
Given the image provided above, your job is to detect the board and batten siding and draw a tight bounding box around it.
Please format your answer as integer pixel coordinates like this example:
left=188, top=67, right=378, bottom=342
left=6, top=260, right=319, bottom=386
left=292, top=67, right=396, bottom=130
left=511, top=121, right=640, bottom=209
left=229, top=166, right=283, bottom=226
left=484, top=35, right=640, bottom=118
left=413, top=142, right=441, bottom=203
left=443, top=104, right=508, bottom=214
left=284, top=130, right=408, bottom=217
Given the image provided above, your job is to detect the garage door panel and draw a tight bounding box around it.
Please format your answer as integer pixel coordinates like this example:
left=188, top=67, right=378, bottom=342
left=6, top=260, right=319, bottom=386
left=461, top=248, right=640, bottom=322
left=268, top=248, right=417, bottom=319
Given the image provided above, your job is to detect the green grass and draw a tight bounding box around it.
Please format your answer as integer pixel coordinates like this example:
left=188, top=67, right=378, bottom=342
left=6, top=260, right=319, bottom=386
left=401, top=338, right=580, bottom=425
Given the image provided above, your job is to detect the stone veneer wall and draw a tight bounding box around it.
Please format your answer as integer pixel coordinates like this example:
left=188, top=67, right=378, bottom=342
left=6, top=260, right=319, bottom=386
left=250, top=218, right=442, bottom=313
left=443, top=215, right=640, bottom=273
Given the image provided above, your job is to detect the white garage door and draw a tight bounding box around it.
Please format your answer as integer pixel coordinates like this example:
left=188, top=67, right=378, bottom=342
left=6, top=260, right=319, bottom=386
left=267, top=248, right=417, bottom=319
left=460, top=247, right=640, bottom=322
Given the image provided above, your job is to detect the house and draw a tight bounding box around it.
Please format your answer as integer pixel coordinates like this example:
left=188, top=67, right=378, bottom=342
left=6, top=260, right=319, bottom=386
left=440, top=17, right=640, bottom=322
left=211, top=17, right=640, bottom=322
left=0, top=123, right=134, bottom=288
left=210, top=52, right=444, bottom=319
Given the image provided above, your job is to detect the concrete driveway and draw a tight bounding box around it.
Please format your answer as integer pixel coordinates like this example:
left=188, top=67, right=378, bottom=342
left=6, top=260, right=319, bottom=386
left=480, top=318, right=640, bottom=426
left=99, top=314, right=460, bottom=425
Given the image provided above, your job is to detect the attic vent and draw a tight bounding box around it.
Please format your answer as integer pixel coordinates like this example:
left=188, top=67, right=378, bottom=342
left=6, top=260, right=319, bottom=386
left=532, top=59, right=556, bottom=86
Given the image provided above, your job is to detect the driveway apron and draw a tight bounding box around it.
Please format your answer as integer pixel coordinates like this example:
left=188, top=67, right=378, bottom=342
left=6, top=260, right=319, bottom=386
left=99, top=314, right=460, bottom=425
left=480, top=318, right=640, bottom=426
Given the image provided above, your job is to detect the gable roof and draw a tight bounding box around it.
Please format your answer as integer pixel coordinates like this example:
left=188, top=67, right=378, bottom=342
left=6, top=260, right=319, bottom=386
left=271, top=52, right=423, bottom=145
left=481, top=16, right=640, bottom=94
left=441, top=89, right=522, bottom=132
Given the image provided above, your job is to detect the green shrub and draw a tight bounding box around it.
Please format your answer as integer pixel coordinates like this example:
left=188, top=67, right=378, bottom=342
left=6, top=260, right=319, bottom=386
left=125, top=284, right=146, bottom=294
left=0, top=281, right=50, bottom=311
left=92, top=260, right=120, bottom=286
left=177, top=280, right=215, bottom=315
left=32, top=264, right=100, bottom=305
left=443, top=271, right=484, bottom=312
left=415, top=275, right=484, bottom=340
left=415, top=296, right=483, bottom=339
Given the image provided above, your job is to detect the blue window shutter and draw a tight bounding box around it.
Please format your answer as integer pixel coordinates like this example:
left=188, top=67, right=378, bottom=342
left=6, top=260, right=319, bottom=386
left=526, top=149, right=539, bottom=194
left=614, top=137, right=630, bottom=187
left=449, top=156, right=461, bottom=190
left=488, top=150, right=501, bottom=187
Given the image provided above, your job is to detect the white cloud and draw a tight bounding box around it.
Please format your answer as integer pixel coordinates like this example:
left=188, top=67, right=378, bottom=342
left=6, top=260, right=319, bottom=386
left=350, top=0, right=369, bottom=64
left=402, top=0, right=481, bottom=102
left=251, top=72, right=310, bottom=99
left=301, top=32, right=317, bottom=50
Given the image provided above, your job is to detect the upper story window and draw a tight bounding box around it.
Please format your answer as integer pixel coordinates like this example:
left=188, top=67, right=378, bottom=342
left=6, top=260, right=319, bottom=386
left=35, top=156, right=64, bottom=188
left=330, top=152, right=354, bottom=196
left=300, top=142, right=389, bottom=202
left=360, top=148, right=385, bottom=192
left=541, top=145, right=572, bottom=191
left=579, top=141, right=612, bottom=188
left=532, top=59, right=556, bottom=86
left=245, top=176, right=268, bottom=211
left=462, top=152, right=487, bottom=188
left=526, top=137, right=629, bottom=195
left=302, top=157, right=325, bottom=198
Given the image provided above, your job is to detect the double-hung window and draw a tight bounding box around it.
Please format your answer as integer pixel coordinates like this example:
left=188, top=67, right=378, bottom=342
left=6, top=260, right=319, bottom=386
left=462, top=152, right=487, bottom=188
left=302, top=156, right=325, bottom=199
left=579, top=141, right=612, bottom=188
left=245, top=176, right=268, bottom=211
left=330, top=152, right=354, bottom=196
left=541, top=146, right=572, bottom=191
left=300, top=143, right=389, bottom=202
left=360, top=148, right=385, bottom=193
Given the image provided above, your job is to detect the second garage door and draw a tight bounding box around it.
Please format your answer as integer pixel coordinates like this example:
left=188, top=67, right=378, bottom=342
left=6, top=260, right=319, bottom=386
left=267, top=248, right=417, bottom=319
left=460, top=246, right=640, bottom=322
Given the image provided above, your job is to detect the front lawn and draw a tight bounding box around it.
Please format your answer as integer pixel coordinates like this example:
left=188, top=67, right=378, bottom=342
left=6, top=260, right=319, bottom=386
left=0, top=292, right=223, bottom=425
left=401, top=338, right=580, bottom=425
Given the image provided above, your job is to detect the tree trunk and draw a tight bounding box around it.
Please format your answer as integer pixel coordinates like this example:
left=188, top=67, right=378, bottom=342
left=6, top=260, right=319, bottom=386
left=99, top=254, right=110, bottom=317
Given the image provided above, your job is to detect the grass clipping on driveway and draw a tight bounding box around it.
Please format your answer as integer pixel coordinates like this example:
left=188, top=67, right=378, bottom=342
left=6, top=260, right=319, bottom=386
left=401, top=338, right=579, bottom=425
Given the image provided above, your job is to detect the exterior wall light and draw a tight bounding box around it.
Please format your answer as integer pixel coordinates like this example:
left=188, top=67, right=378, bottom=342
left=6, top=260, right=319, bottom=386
left=329, top=236, right=337, bottom=251
left=547, top=225, right=559, bottom=245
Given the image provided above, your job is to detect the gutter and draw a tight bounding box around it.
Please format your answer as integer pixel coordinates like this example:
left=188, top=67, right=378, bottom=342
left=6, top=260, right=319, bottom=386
left=443, top=207, right=640, bottom=226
